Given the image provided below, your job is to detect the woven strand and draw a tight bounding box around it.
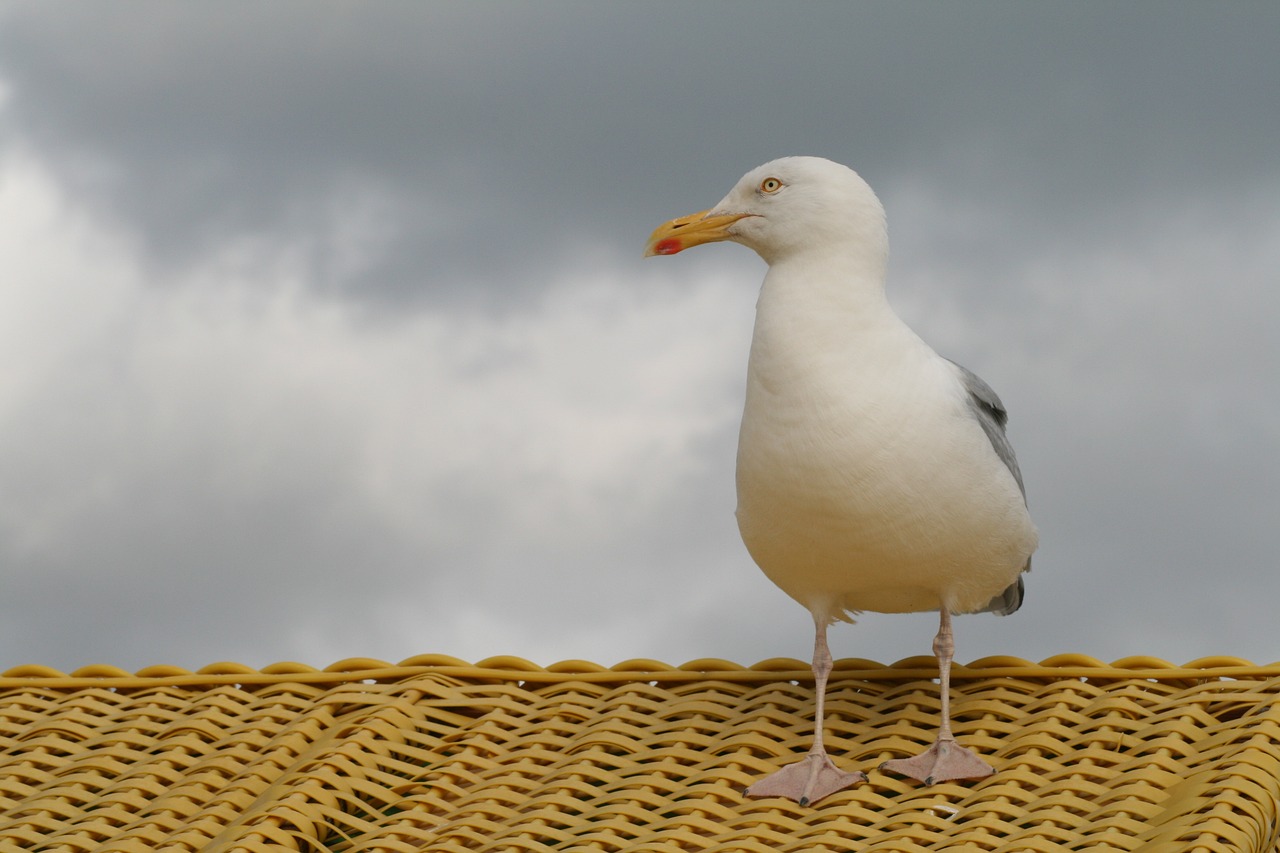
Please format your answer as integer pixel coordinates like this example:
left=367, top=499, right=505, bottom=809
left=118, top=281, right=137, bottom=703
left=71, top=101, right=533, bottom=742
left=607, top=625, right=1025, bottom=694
left=1, top=657, right=1278, bottom=851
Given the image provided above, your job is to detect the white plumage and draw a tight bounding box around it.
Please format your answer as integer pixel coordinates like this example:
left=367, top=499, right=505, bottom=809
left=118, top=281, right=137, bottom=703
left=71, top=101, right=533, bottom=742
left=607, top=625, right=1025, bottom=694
left=647, top=156, right=1037, bottom=805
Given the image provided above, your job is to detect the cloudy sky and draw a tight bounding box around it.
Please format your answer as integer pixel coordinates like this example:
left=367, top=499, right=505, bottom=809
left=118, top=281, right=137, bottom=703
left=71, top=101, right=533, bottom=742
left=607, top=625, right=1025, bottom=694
left=0, top=2, right=1276, bottom=674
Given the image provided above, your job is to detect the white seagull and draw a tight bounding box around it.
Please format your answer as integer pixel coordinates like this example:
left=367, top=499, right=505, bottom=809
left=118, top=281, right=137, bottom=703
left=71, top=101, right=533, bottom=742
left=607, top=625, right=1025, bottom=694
left=645, top=156, right=1038, bottom=806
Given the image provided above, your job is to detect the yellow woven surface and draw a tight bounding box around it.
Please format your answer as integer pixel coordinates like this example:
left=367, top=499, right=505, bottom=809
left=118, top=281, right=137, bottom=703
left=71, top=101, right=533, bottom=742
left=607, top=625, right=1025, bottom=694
left=2, top=654, right=1280, bottom=852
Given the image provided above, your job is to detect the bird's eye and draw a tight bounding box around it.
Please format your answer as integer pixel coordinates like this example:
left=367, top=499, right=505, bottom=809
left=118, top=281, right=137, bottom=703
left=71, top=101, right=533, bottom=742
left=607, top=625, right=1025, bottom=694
left=759, top=177, right=783, bottom=194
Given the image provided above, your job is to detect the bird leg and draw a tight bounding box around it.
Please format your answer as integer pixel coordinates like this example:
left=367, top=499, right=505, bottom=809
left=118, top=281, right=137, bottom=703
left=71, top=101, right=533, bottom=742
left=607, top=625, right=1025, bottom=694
left=879, top=609, right=995, bottom=784
left=744, top=618, right=866, bottom=806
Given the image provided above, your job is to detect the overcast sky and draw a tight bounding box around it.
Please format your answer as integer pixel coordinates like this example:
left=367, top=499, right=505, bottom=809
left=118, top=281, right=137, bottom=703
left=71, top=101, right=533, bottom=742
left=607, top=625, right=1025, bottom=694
left=0, top=2, right=1276, bottom=674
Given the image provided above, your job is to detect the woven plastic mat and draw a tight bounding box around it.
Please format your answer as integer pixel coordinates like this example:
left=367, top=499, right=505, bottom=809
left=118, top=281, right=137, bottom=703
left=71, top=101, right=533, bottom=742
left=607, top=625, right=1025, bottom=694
left=2, top=654, right=1279, bottom=852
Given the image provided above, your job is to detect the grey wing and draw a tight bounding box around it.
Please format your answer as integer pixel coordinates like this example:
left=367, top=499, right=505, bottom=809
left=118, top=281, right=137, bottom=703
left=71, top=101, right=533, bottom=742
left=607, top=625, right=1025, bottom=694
left=949, top=359, right=1026, bottom=500
left=948, top=359, right=1030, bottom=616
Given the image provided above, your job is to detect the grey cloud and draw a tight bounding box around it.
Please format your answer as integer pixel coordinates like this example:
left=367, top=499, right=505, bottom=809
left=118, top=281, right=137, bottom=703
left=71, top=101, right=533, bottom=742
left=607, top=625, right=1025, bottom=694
left=3, top=3, right=1276, bottom=308
left=0, top=1, right=1276, bottom=673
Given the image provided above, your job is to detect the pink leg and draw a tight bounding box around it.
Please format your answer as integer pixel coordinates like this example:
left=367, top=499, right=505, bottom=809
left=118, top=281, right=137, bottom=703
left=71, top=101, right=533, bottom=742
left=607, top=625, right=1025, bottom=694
left=745, top=619, right=866, bottom=806
left=879, top=609, right=994, bottom=784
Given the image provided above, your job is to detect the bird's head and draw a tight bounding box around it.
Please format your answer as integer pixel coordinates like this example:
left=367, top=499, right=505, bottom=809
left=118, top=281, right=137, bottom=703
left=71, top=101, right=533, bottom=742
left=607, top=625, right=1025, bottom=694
left=644, top=156, right=888, bottom=266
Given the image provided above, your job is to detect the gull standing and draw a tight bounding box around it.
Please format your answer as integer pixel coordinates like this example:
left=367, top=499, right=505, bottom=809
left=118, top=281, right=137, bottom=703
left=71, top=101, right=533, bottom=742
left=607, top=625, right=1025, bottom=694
left=645, top=157, right=1037, bottom=806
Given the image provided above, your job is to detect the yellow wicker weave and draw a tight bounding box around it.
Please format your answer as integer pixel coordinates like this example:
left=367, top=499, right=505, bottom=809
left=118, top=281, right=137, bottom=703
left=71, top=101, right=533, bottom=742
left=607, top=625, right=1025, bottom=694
left=2, top=654, right=1279, bottom=851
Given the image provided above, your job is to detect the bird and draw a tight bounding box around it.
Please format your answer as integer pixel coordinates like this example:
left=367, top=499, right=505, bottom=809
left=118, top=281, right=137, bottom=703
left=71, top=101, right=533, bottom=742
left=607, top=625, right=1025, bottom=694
left=644, top=156, right=1038, bottom=806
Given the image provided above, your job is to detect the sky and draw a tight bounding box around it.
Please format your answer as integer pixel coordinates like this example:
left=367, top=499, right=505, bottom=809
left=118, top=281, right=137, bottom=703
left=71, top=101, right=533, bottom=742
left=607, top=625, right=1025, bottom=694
left=0, top=2, right=1276, bottom=674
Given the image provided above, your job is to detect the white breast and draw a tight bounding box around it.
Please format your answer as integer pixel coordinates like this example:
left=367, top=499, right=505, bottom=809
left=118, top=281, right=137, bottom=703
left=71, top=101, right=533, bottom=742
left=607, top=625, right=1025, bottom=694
left=734, top=265, right=1037, bottom=623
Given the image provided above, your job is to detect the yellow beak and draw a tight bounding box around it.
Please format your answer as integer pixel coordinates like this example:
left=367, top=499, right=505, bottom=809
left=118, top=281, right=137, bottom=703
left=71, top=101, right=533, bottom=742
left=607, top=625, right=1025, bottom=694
left=644, top=210, right=751, bottom=257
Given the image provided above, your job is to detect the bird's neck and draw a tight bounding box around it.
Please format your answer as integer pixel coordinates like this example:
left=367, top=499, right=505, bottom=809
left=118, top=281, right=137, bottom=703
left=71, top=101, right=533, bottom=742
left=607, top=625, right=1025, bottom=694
left=758, top=248, right=896, bottom=335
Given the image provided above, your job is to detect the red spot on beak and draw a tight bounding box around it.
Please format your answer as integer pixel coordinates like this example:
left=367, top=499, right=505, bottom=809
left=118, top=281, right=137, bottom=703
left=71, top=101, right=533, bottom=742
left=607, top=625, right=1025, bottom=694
left=652, top=238, right=683, bottom=255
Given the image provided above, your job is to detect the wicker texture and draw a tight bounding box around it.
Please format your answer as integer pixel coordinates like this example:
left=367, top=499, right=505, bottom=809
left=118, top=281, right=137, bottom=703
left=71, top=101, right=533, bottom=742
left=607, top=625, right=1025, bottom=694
left=2, top=654, right=1279, bottom=852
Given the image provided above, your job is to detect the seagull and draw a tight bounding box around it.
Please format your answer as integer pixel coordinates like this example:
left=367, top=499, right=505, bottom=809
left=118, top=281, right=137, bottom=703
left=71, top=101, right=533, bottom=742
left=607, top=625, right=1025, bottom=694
left=644, top=156, right=1038, bottom=806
